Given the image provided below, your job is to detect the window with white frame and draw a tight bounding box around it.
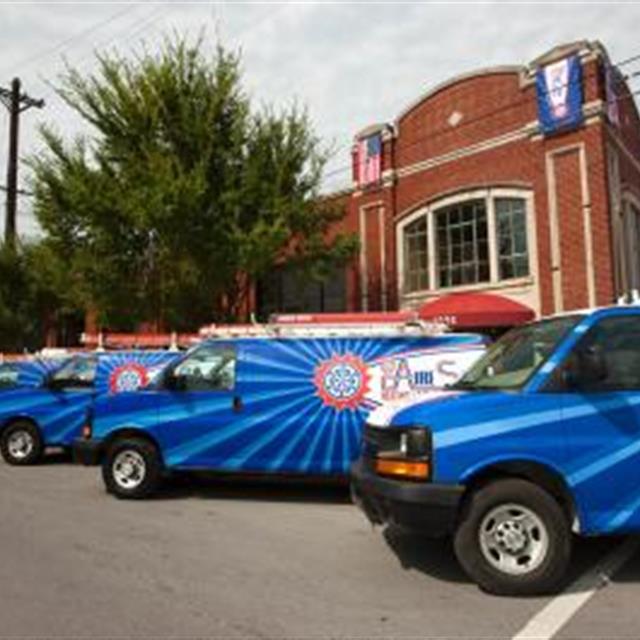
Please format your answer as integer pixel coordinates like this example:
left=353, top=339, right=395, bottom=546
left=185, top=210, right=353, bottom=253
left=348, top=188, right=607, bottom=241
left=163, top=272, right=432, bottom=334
left=401, top=191, right=531, bottom=294
left=496, top=198, right=530, bottom=280
left=435, top=199, right=489, bottom=288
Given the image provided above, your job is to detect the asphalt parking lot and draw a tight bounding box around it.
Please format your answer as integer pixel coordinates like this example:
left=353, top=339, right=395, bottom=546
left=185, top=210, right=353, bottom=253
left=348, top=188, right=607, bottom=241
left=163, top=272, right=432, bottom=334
left=1, top=454, right=639, bottom=639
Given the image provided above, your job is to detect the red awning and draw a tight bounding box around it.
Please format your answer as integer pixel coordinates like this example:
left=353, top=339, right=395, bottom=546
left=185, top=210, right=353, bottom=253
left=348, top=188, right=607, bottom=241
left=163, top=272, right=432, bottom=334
left=417, top=292, right=535, bottom=329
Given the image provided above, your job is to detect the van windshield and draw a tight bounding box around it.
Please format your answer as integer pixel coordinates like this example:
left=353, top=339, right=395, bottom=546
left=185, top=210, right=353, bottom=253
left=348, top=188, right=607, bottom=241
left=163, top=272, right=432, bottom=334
left=0, top=363, right=19, bottom=388
left=452, top=315, right=584, bottom=391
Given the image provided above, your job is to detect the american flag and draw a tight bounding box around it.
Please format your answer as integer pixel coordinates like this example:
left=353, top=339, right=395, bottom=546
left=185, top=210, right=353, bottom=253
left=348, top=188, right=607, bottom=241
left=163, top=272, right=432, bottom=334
left=355, top=134, right=382, bottom=186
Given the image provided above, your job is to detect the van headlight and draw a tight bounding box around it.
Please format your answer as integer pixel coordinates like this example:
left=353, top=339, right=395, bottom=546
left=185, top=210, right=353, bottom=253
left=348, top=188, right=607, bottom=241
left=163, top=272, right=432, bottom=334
left=366, top=425, right=432, bottom=481
left=399, top=428, right=430, bottom=458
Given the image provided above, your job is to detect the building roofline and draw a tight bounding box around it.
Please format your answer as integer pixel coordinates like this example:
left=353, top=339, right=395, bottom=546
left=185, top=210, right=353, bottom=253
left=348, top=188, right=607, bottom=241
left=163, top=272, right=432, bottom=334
left=526, top=39, right=598, bottom=71
left=377, top=40, right=610, bottom=134
left=395, top=65, right=523, bottom=125
left=318, top=185, right=354, bottom=201
left=353, top=122, right=394, bottom=141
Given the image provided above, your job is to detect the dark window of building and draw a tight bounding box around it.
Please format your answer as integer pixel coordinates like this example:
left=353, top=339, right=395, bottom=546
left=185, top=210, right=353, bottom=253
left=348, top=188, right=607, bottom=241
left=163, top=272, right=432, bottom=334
left=435, top=199, right=489, bottom=288
left=403, top=216, right=429, bottom=293
left=257, top=265, right=347, bottom=320
left=496, top=197, right=529, bottom=280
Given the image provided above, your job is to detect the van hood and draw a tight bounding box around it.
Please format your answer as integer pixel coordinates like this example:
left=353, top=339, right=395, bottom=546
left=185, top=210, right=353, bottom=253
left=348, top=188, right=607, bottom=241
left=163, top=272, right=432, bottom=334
left=367, top=387, right=527, bottom=443
left=367, top=389, right=467, bottom=427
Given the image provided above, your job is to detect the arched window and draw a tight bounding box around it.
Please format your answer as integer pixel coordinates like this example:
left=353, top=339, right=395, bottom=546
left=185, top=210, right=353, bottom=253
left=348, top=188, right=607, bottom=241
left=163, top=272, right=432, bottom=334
left=400, top=189, right=532, bottom=295
left=435, top=198, right=489, bottom=288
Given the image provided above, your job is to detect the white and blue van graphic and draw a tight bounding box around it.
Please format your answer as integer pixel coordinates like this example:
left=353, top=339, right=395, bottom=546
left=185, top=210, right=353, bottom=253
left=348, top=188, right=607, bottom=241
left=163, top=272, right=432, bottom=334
left=74, top=332, right=486, bottom=496
left=0, top=351, right=179, bottom=465
left=352, top=305, right=640, bottom=595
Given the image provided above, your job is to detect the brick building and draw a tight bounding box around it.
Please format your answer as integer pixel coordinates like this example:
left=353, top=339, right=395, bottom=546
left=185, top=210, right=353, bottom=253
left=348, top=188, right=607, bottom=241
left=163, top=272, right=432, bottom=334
left=259, top=40, right=640, bottom=328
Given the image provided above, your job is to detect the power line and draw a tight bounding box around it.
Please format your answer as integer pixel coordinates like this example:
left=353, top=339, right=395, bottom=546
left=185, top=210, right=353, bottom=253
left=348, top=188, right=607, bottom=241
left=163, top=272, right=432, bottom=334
left=34, top=2, right=283, bottom=124
left=32, top=4, right=170, bottom=92
left=28, top=4, right=174, bottom=124
left=617, top=52, right=640, bottom=68
left=12, top=8, right=638, bottom=194
left=120, top=4, right=172, bottom=44
left=0, top=4, right=139, bottom=81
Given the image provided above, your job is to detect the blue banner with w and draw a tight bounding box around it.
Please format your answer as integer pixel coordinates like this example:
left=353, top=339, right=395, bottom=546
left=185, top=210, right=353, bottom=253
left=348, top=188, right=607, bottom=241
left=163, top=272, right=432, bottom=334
left=536, top=54, right=583, bottom=135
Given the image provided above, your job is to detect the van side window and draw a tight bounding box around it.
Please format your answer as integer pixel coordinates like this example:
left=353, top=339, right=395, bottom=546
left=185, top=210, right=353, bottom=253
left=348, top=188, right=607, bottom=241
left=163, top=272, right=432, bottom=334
left=173, top=347, right=236, bottom=392
left=569, top=315, right=640, bottom=392
left=51, top=356, right=98, bottom=388
left=0, top=363, right=18, bottom=388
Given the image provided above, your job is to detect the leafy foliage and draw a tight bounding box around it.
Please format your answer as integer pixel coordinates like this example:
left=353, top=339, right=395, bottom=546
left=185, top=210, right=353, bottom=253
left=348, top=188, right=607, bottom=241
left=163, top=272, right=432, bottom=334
left=0, top=241, right=73, bottom=351
left=29, top=37, right=357, bottom=332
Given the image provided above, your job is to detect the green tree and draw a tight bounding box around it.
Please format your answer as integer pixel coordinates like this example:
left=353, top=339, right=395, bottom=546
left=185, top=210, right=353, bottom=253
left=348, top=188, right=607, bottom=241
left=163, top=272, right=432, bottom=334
left=0, top=244, right=30, bottom=351
left=29, top=37, right=357, bottom=331
left=0, top=241, right=72, bottom=351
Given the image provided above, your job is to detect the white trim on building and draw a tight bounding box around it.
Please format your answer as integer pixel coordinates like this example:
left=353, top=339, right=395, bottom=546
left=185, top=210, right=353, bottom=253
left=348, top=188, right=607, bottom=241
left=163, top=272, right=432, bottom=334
left=396, top=187, right=540, bottom=316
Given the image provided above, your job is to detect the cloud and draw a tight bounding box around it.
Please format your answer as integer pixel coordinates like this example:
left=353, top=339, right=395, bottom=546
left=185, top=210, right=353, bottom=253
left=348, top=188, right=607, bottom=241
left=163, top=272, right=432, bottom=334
left=0, top=1, right=639, bottom=234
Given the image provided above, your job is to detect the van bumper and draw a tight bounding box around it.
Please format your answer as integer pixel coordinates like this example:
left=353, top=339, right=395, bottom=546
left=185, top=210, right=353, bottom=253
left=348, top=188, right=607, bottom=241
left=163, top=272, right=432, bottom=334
left=350, top=460, right=464, bottom=537
left=72, top=438, right=103, bottom=466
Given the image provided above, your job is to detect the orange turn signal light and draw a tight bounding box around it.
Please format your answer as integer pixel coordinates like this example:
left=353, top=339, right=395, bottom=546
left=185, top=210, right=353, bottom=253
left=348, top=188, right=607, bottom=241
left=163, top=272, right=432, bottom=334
left=375, top=458, right=429, bottom=480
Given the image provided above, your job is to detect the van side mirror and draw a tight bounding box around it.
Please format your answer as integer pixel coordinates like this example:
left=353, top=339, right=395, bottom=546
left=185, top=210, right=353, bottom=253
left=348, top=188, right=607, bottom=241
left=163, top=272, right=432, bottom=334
left=165, top=371, right=187, bottom=391
left=47, top=375, right=67, bottom=391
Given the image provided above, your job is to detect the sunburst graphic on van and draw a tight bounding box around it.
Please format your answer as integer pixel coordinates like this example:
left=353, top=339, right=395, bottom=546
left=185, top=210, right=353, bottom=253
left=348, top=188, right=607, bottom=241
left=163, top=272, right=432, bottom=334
left=109, top=363, right=149, bottom=393
left=314, top=354, right=370, bottom=411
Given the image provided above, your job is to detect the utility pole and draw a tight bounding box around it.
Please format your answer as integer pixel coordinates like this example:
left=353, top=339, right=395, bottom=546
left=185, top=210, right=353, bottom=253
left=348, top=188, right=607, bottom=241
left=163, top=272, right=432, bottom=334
left=0, top=78, right=44, bottom=247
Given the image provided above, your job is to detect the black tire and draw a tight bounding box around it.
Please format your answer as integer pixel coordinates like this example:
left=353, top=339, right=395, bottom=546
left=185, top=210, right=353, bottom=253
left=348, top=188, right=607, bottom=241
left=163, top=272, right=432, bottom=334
left=102, top=437, right=162, bottom=499
left=0, top=420, right=44, bottom=465
left=454, top=479, right=571, bottom=596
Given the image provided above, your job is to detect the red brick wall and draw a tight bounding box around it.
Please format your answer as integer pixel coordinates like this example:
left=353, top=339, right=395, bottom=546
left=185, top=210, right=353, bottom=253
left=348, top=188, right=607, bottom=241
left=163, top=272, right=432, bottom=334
left=344, top=44, right=640, bottom=317
left=585, top=124, right=617, bottom=305
left=349, top=185, right=396, bottom=311
left=394, top=140, right=537, bottom=219
left=554, top=149, right=589, bottom=309
left=396, top=72, right=536, bottom=167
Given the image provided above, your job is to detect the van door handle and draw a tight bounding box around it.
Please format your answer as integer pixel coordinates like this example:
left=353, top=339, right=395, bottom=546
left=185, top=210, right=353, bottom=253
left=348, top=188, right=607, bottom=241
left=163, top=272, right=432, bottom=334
left=233, top=396, right=243, bottom=412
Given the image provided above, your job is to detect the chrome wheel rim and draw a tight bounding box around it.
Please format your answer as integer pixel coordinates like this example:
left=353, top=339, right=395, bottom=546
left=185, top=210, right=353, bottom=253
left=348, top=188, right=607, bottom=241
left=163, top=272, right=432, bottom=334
left=7, top=429, right=34, bottom=460
left=112, top=450, right=146, bottom=490
left=479, top=503, right=549, bottom=576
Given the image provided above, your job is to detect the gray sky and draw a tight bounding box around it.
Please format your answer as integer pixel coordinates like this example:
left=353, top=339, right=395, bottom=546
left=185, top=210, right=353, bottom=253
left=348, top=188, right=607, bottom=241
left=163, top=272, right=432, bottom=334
left=1, top=0, right=639, bottom=238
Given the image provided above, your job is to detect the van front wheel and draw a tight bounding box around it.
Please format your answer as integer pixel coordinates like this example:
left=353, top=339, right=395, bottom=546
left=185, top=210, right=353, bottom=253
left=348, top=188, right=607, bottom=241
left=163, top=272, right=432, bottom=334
left=0, top=421, right=43, bottom=465
left=454, top=479, right=571, bottom=596
left=102, top=438, right=162, bottom=499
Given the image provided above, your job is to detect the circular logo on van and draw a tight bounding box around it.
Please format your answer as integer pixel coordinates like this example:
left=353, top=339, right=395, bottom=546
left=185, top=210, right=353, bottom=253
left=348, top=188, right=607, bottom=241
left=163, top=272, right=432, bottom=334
left=314, top=354, right=369, bottom=411
left=109, top=363, right=149, bottom=393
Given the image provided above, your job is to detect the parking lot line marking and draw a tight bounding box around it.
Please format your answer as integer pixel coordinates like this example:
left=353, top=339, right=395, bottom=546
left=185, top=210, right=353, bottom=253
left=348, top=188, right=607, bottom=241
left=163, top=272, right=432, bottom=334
left=512, top=538, right=640, bottom=640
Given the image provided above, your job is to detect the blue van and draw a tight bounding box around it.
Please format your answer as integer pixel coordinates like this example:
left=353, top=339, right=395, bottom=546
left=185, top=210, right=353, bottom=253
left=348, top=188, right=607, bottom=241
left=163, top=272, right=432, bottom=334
left=0, top=356, right=69, bottom=391
left=351, top=305, right=640, bottom=595
left=0, top=351, right=177, bottom=465
left=73, top=331, right=486, bottom=498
